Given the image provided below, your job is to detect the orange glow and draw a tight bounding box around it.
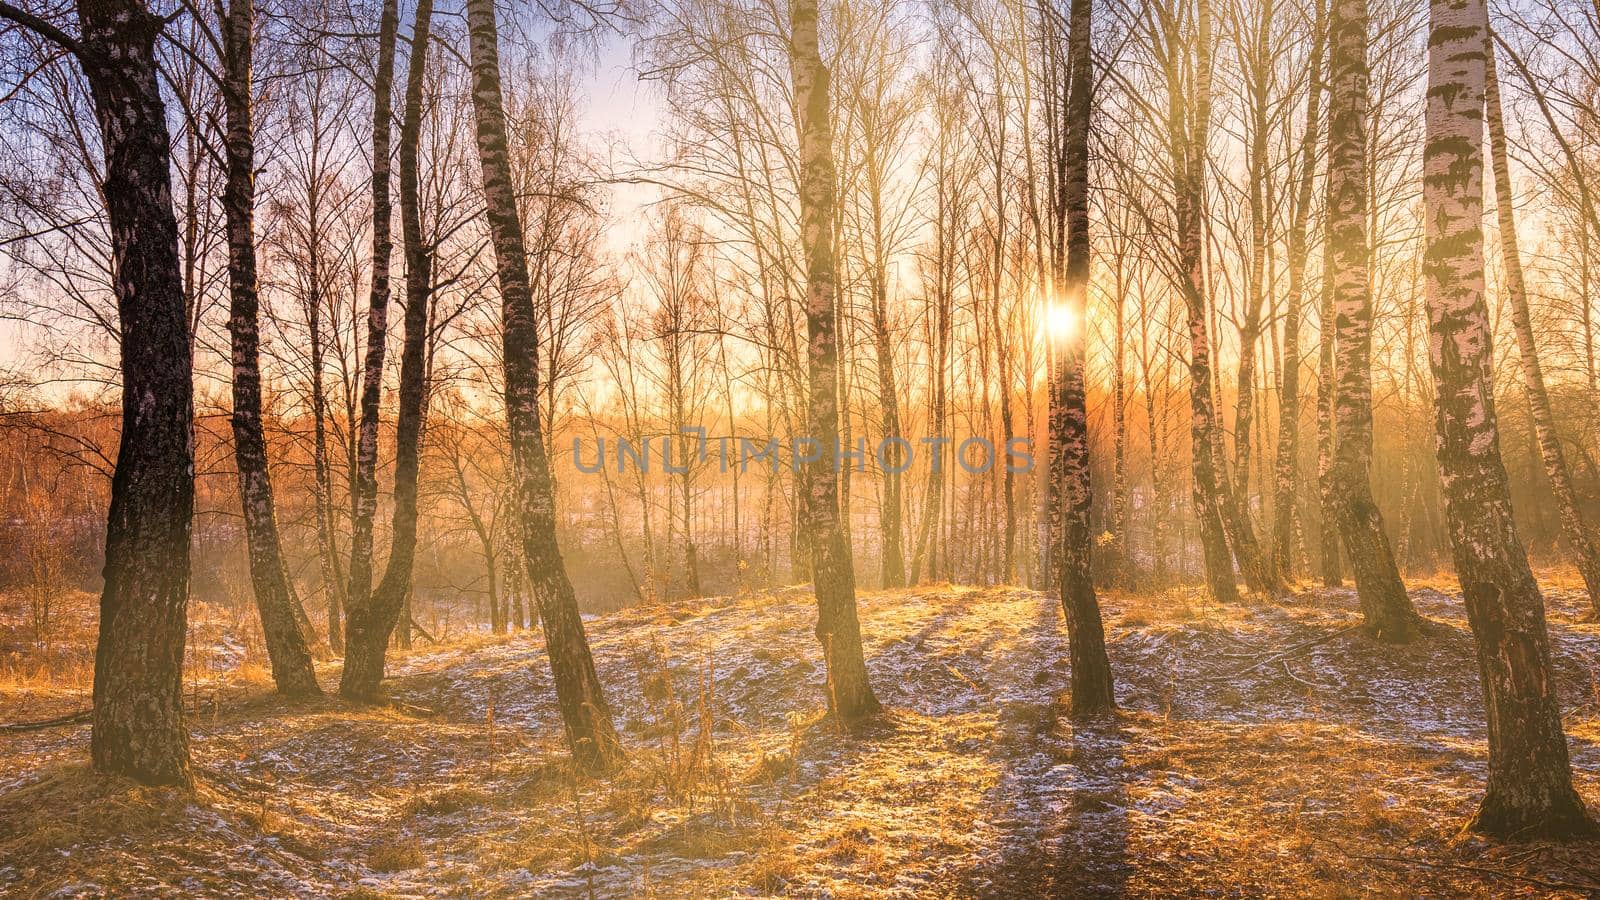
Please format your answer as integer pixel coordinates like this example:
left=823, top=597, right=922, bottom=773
left=1046, top=300, right=1076, bottom=342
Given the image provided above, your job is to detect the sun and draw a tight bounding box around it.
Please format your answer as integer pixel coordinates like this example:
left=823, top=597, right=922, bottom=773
left=1046, top=301, right=1076, bottom=341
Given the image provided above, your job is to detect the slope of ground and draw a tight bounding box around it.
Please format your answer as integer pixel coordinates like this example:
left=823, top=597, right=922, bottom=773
left=2, top=579, right=1600, bottom=897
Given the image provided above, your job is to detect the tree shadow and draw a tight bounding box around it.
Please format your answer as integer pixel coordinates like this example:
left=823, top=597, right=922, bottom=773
left=971, top=712, right=1134, bottom=898
left=941, top=591, right=1135, bottom=897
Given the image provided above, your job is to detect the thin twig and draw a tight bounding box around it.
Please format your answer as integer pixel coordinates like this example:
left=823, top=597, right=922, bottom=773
left=1209, top=624, right=1362, bottom=681
left=1345, top=849, right=1600, bottom=893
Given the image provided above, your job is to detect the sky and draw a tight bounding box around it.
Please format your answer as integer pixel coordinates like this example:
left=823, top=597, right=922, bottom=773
left=0, top=28, right=669, bottom=393
left=576, top=32, right=667, bottom=258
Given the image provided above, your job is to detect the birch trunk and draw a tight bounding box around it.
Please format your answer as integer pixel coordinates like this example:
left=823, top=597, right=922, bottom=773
left=1316, top=247, right=1344, bottom=585
left=1167, top=0, right=1239, bottom=605
left=793, top=0, right=881, bottom=721
left=308, top=289, right=345, bottom=653
left=222, top=0, right=319, bottom=696
left=1215, top=435, right=1277, bottom=594
left=298, top=96, right=344, bottom=648
left=1273, top=0, right=1328, bottom=581
left=465, top=0, right=623, bottom=769
left=346, top=0, right=399, bottom=615
left=79, top=0, right=195, bottom=785
left=1490, top=38, right=1600, bottom=464
left=865, top=155, right=906, bottom=588
left=1233, top=0, right=1273, bottom=560
left=1484, top=39, right=1600, bottom=619
left=1424, top=0, right=1593, bottom=838
left=1111, top=258, right=1128, bottom=586
left=341, top=0, right=434, bottom=700
left=1326, top=0, right=1419, bottom=639
left=910, top=220, right=950, bottom=585
left=1054, top=0, right=1115, bottom=715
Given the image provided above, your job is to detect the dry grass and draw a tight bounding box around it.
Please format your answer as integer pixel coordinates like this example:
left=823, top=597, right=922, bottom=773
left=0, top=590, right=99, bottom=705
left=743, top=749, right=794, bottom=783
left=367, top=838, right=426, bottom=872
left=401, top=785, right=492, bottom=818
left=638, top=818, right=751, bottom=858
left=2, top=579, right=1599, bottom=896
left=746, top=821, right=800, bottom=891
left=1110, top=586, right=1208, bottom=628
left=0, top=763, right=199, bottom=859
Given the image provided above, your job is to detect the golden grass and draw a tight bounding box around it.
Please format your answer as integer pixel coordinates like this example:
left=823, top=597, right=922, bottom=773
left=743, top=750, right=794, bottom=784
left=639, top=820, right=750, bottom=859
left=746, top=822, right=800, bottom=892
left=402, top=785, right=492, bottom=818
left=823, top=824, right=885, bottom=867
left=233, top=660, right=275, bottom=687
left=1114, top=588, right=1206, bottom=628
left=367, top=837, right=426, bottom=872
left=0, top=764, right=204, bottom=862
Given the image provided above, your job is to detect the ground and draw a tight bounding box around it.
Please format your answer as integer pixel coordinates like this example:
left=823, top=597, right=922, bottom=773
left=2, top=577, right=1600, bottom=897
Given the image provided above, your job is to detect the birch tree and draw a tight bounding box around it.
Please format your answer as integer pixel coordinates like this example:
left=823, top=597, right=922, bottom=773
left=1154, top=0, right=1239, bottom=605
left=1423, top=0, right=1593, bottom=838
left=1271, top=0, right=1327, bottom=580
left=221, top=0, right=320, bottom=695
left=793, top=0, right=881, bottom=721
left=340, top=0, right=435, bottom=699
left=1325, top=0, right=1418, bottom=639
left=1052, top=0, right=1114, bottom=716
left=345, top=0, right=399, bottom=618
left=0, top=0, right=197, bottom=784
left=465, top=0, right=623, bottom=770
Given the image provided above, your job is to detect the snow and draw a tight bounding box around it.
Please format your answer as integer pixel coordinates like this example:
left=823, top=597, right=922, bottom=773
left=3, top=580, right=1599, bottom=896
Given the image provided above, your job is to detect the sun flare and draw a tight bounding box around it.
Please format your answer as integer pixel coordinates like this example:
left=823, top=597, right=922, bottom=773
left=1046, top=300, right=1076, bottom=341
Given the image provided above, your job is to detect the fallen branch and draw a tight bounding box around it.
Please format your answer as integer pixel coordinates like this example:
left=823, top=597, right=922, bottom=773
left=410, top=616, right=438, bottom=645
left=387, top=699, right=439, bottom=718
left=2, top=681, right=290, bottom=733
left=1279, top=659, right=1329, bottom=691
left=1209, top=624, right=1363, bottom=681
left=0, top=708, right=92, bottom=732
left=1346, top=849, right=1600, bottom=893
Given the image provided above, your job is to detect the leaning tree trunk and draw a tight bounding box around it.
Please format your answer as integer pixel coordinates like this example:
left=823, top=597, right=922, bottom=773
left=346, top=0, right=400, bottom=615
left=1191, top=2, right=1275, bottom=600
left=1214, top=437, right=1277, bottom=594
left=222, top=0, right=319, bottom=696
left=910, top=271, right=949, bottom=585
left=1054, top=0, right=1115, bottom=716
left=1484, top=39, right=1600, bottom=619
left=793, top=0, right=881, bottom=721
left=1423, top=0, right=1593, bottom=838
left=79, top=0, right=195, bottom=786
left=465, top=0, right=623, bottom=771
left=1315, top=251, right=1344, bottom=586
left=1273, top=0, right=1328, bottom=582
left=1229, top=6, right=1280, bottom=595
left=1111, top=259, right=1129, bottom=586
left=503, top=534, right=526, bottom=632
left=309, top=293, right=345, bottom=653
left=341, top=0, right=434, bottom=700
left=1167, top=0, right=1238, bottom=606
left=869, top=248, right=906, bottom=588
left=1325, top=0, right=1419, bottom=640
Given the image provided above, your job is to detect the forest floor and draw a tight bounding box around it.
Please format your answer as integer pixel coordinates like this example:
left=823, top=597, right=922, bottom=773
left=3, top=576, right=1600, bottom=897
